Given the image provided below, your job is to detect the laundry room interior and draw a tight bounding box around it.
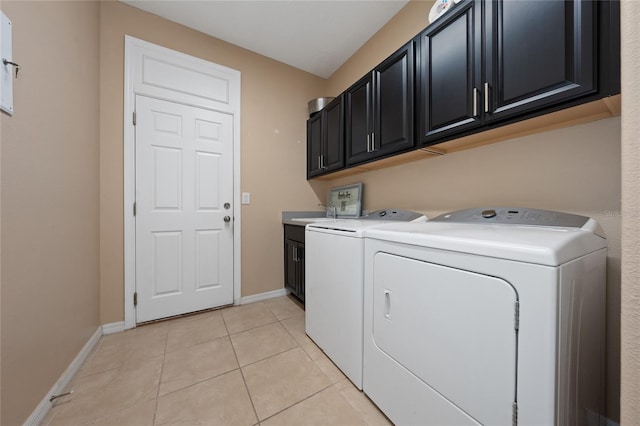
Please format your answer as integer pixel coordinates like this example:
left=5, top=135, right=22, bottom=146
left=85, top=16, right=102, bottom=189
left=0, top=0, right=638, bottom=425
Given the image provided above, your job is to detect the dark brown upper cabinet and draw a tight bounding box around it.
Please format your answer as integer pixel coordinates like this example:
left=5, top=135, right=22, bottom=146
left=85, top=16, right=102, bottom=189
left=307, top=95, right=345, bottom=179
left=418, top=0, right=608, bottom=146
left=417, top=0, right=483, bottom=143
left=484, top=0, right=596, bottom=122
left=307, top=0, right=619, bottom=179
left=346, top=41, right=416, bottom=166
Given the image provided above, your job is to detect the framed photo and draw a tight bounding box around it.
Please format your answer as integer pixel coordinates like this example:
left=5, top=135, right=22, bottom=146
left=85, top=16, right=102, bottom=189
left=327, top=183, right=363, bottom=218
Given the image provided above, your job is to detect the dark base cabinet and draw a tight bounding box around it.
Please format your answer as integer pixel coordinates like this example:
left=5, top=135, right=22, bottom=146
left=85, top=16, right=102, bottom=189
left=284, top=224, right=305, bottom=303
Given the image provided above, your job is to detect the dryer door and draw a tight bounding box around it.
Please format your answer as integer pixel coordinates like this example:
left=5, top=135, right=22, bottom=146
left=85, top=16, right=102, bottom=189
left=372, top=253, right=518, bottom=425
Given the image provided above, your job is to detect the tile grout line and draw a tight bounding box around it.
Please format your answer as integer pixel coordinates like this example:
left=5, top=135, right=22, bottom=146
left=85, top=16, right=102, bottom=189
left=221, top=306, right=262, bottom=424
left=278, top=312, right=329, bottom=367
left=270, top=303, right=390, bottom=424
left=59, top=298, right=310, bottom=425
left=268, top=312, right=352, bottom=422
left=152, top=327, right=170, bottom=425
left=232, top=300, right=313, bottom=423
left=252, top=301, right=344, bottom=424
left=257, top=380, right=336, bottom=424
left=150, top=303, right=282, bottom=400
left=150, top=313, right=237, bottom=398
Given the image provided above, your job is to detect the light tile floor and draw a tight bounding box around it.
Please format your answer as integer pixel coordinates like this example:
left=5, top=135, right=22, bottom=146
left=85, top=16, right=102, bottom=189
left=43, top=296, right=391, bottom=426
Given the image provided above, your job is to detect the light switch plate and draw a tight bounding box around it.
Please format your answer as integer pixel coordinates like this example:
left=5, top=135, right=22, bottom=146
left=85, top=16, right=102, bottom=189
left=242, top=192, right=250, bottom=204
left=1, top=11, right=13, bottom=115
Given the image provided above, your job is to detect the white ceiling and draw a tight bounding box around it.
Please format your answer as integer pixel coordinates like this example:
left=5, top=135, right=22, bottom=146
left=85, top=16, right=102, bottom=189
left=120, top=0, right=409, bottom=78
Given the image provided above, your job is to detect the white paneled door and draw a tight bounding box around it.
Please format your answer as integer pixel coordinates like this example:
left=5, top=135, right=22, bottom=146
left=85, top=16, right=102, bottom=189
left=135, top=95, right=234, bottom=323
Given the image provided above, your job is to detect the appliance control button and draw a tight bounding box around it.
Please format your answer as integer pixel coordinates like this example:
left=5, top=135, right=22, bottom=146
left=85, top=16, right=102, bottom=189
left=379, top=210, right=387, bottom=217
left=481, top=209, right=497, bottom=219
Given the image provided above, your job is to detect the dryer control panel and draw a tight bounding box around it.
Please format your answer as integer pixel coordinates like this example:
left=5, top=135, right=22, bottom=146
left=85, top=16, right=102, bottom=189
left=432, top=207, right=589, bottom=228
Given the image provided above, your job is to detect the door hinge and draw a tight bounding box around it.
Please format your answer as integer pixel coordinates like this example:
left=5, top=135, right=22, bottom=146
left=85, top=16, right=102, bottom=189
left=512, top=401, right=518, bottom=426
left=133, top=111, right=137, bottom=126
left=133, top=202, right=136, bottom=216
left=514, top=300, right=520, bottom=331
left=133, top=292, right=138, bottom=307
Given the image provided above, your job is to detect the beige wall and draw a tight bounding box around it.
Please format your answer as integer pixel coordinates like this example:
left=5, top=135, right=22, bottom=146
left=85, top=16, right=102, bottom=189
left=323, top=1, right=622, bottom=421
left=621, top=1, right=640, bottom=424
left=327, top=0, right=430, bottom=96
left=0, top=2, right=101, bottom=425
left=99, top=1, right=326, bottom=323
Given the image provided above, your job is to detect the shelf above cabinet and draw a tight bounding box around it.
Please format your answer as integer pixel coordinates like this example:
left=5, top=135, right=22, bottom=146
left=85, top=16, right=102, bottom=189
left=310, top=94, right=620, bottom=181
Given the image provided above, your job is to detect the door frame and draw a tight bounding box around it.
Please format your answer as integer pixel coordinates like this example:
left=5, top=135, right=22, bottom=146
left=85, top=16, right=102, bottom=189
left=123, top=36, right=242, bottom=329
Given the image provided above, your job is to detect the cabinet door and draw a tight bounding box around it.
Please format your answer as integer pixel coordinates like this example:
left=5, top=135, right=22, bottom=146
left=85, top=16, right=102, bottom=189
left=373, top=41, right=415, bottom=157
left=322, top=96, right=345, bottom=173
left=484, top=0, right=596, bottom=121
left=417, top=0, right=482, bottom=145
left=297, top=243, right=305, bottom=302
left=345, top=75, right=373, bottom=165
left=306, top=113, right=323, bottom=178
left=284, top=239, right=298, bottom=294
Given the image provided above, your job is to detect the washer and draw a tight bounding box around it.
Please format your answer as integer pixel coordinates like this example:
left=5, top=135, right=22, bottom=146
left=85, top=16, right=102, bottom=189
left=363, top=207, right=607, bottom=426
left=305, top=209, right=426, bottom=389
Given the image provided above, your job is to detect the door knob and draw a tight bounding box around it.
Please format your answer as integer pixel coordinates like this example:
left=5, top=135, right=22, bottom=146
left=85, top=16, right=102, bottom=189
left=224, top=202, right=231, bottom=209
left=224, top=216, right=231, bottom=223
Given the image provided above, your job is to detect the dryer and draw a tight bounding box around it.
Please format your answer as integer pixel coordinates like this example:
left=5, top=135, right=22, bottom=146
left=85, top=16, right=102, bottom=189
left=363, top=208, right=607, bottom=426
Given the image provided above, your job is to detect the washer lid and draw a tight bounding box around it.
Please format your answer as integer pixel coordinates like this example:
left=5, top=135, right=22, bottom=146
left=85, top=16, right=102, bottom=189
left=431, top=207, right=590, bottom=228
left=307, top=219, right=410, bottom=235
left=366, top=218, right=607, bottom=266
left=307, top=209, right=426, bottom=234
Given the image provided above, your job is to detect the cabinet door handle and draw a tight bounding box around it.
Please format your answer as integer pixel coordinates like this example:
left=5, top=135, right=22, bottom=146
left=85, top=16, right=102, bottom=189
left=366, top=134, right=371, bottom=153
left=371, top=133, right=375, bottom=152
left=293, top=246, right=297, bottom=262
left=473, top=87, right=478, bottom=117
left=484, top=82, right=490, bottom=113
left=318, top=155, right=325, bottom=170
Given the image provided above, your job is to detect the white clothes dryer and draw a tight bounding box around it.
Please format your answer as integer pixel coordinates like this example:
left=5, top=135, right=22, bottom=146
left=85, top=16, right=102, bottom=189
left=305, top=209, right=426, bottom=389
left=363, top=208, right=607, bottom=426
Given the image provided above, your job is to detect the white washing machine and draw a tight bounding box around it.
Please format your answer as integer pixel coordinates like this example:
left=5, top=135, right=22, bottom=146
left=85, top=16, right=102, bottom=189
left=305, top=209, right=426, bottom=389
left=363, top=207, right=607, bottom=426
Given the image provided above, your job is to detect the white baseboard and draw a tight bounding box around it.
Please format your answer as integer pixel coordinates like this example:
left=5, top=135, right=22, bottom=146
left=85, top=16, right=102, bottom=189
left=239, top=288, right=289, bottom=305
left=24, top=326, right=102, bottom=426
left=101, top=321, right=125, bottom=335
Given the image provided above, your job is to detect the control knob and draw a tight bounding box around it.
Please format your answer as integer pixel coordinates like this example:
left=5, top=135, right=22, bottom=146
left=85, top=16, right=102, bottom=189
left=481, top=209, right=497, bottom=219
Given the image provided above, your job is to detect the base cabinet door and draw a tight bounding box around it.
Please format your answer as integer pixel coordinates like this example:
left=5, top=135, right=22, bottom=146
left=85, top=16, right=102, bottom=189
left=297, top=244, right=305, bottom=301
left=285, top=239, right=298, bottom=294
left=284, top=225, right=305, bottom=302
